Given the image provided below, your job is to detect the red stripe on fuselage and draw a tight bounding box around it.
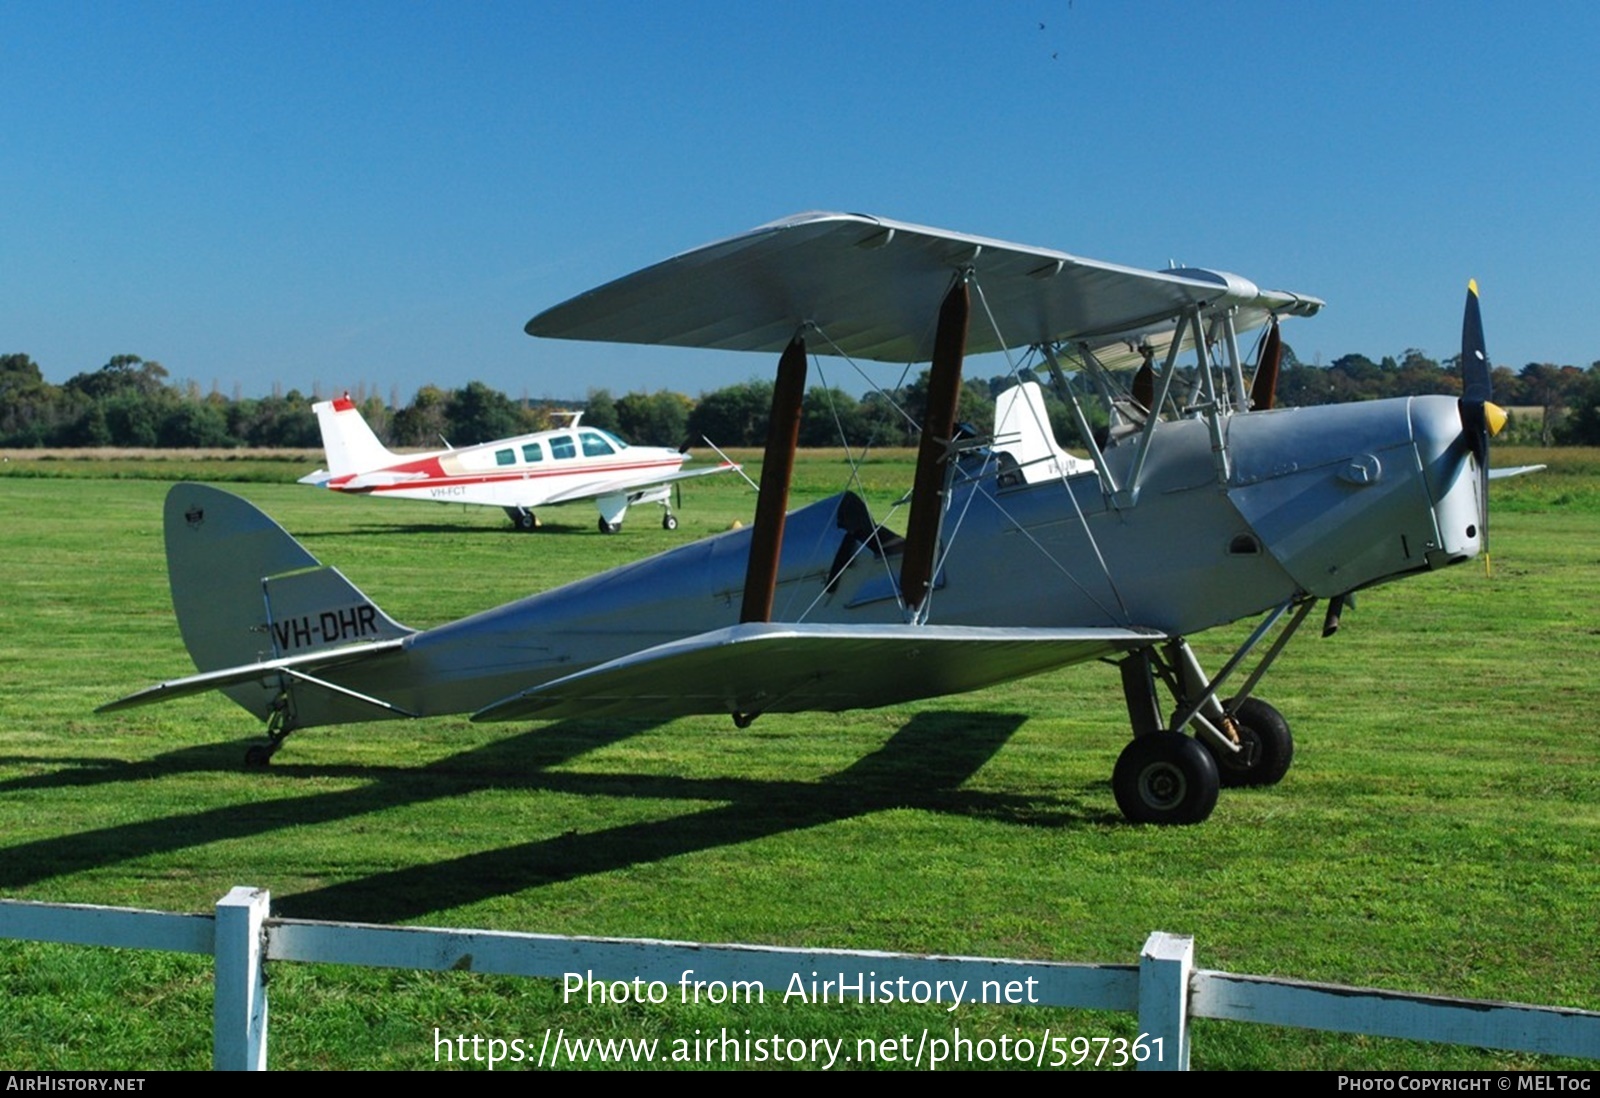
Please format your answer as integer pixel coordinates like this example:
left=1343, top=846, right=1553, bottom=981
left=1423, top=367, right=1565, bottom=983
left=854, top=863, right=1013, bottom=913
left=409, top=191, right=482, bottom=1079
left=328, top=458, right=685, bottom=493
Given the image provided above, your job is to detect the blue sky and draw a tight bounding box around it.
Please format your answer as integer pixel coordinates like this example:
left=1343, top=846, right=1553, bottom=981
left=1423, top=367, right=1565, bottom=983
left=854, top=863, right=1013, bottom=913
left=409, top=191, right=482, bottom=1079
left=5, top=1, right=1597, bottom=403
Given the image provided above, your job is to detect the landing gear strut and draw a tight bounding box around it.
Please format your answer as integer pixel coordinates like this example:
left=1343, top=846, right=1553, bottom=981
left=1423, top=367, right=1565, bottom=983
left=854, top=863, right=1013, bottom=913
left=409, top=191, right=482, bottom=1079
left=504, top=507, right=538, bottom=532
left=1111, top=598, right=1312, bottom=823
left=244, top=696, right=295, bottom=767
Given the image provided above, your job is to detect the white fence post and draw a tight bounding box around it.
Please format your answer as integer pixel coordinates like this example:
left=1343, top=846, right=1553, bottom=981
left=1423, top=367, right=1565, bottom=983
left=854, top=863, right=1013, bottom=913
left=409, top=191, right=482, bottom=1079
left=1138, top=931, right=1193, bottom=1071
left=214, top=887, right=270, bottom=1071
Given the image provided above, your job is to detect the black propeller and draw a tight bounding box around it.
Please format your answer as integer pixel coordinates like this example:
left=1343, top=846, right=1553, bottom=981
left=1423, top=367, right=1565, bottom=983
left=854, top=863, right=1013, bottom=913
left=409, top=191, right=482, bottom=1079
left=1457, top=280, right=1506, bottom=556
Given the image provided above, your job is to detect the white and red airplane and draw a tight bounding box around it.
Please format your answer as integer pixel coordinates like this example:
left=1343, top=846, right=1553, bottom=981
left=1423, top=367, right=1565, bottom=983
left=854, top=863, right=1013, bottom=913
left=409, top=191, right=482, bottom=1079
left=299, top=395, right=738, bottom=533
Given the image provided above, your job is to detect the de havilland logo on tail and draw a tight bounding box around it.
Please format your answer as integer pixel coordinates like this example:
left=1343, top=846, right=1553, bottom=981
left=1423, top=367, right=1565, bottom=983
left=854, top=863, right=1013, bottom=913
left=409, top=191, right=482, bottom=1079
left=300, top=396, right=739, bottom=533
left=103, top=212, right=1534, bottom=826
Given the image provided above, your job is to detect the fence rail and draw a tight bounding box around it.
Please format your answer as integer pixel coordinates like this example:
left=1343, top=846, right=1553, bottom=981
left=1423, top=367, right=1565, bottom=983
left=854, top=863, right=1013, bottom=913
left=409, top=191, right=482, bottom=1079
left=3, top=888, right=1596, bottom=1070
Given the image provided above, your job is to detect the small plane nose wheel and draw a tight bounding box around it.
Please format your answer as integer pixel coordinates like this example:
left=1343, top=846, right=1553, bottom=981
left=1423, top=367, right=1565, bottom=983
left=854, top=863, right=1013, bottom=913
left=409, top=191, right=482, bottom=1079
left=598, top=518, right=622, bottom=535
left=1112, top=733, right=1219, bottom=825
left=662, top=513, right=678, bottom=531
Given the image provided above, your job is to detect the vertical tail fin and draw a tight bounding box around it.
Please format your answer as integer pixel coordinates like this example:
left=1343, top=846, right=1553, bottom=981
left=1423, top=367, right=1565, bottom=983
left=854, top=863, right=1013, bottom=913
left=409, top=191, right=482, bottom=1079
left=164, top=482, right=411, bottom=680
left=993, top=381, right=1095, bottom=483
left=312, top=395, right=402, bottom=478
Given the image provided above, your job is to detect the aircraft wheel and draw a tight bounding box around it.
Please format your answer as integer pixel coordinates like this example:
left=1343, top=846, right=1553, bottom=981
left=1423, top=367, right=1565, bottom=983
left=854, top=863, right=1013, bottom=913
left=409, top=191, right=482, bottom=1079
left=1207, top=697, right=1294, bottom=788
left=598, top=518, right=621, bottom=535
left=243, top=744, right=274, bottom=768
left=1112, top=733, right=1219, bottom=825
left=516, top=511, right=537, bottom=532
left=663, top=513, right=678, bottom=531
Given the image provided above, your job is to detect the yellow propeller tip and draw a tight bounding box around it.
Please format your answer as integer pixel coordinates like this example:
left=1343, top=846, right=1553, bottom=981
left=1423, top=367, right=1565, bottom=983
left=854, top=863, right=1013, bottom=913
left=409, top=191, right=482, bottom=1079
left=1468, top=278, right=1479, bottom=295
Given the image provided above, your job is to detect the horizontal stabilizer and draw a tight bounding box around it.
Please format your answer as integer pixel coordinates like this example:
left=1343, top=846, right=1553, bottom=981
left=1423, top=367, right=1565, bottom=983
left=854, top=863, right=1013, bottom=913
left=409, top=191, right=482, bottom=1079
left=97, top=638, right=409, bottom=713
left=472, top=621, right=1164, bottom=723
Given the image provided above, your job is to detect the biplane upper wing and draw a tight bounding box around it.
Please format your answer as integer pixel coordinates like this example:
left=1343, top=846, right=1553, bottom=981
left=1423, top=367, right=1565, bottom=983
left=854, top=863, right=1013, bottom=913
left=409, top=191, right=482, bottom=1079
left=528, top=211, right=1321, bottom=364
left=472, top=621, right=1165, bottom=723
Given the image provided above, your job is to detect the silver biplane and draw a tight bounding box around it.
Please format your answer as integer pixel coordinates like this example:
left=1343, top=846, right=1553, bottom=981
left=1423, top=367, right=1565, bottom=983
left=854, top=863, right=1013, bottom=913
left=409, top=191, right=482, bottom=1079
left=102, top=212, right=1515, bottom=825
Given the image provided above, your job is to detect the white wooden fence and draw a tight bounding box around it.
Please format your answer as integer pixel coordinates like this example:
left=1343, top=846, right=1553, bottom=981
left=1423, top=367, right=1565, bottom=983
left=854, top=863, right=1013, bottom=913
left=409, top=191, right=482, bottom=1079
left=2, top=887, right=1596, bottom=1070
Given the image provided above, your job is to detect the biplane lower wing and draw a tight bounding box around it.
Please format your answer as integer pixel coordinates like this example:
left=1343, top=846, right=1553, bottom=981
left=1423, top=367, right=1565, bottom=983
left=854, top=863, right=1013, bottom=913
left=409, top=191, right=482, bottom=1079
left=472, top=622, right=1166, bottom=723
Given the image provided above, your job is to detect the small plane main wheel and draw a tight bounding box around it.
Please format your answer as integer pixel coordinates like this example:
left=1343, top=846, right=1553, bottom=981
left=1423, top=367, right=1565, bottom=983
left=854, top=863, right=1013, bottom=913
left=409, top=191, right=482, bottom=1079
left=598, top=518, right=621, bottom=535
left=1112, top=733, right=1219, bottom=825
left=662, top=513, right=678, bottom=531
left=243, top=744, right=274, bottom=768
left=1206, top=697, right=1294, bottom=788
left=516, top=511, right=537, bottom=531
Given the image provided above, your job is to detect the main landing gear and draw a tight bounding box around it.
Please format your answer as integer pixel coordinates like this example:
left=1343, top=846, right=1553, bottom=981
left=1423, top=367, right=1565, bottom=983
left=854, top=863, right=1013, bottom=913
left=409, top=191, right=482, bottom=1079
left=504, top=507, right=538, bottom=532
left=1111, top=599, right=1311, bottom=824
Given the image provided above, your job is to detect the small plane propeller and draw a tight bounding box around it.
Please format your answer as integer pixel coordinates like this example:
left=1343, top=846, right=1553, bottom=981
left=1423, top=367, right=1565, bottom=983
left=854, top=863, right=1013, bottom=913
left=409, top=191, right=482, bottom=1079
left=1457, top=279, right=1507, bottom=561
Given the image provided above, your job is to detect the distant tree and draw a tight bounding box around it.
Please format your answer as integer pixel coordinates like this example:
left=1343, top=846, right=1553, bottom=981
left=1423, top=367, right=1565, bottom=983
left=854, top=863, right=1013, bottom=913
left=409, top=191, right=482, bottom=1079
left=582, top=388, right=621, bottom=433
left=0, top=353, right=62, bottom=445
left=614, top=389, right=691, bottom=446
left=1519, top=363, right=1584, bottom=446
left=64, top=355, right=169, bottom=401
left=446, top=381, right=523, bottom=445
left=105, top=394, right=161, bottom=447
left=157, top=401, right=233, bottom=448
left=688, top=380, right=774, bottom=446
left=799, top=387, right=867, bottom=447
left=1556, top=367, right=1600, bottom=445
left=392, top=385, right=451, bottom=447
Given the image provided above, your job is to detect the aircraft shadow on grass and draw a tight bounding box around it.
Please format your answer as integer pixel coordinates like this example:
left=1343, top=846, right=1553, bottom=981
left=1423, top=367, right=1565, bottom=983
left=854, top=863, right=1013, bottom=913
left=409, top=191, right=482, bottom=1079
left=0, top=711, right=1111, bottom=924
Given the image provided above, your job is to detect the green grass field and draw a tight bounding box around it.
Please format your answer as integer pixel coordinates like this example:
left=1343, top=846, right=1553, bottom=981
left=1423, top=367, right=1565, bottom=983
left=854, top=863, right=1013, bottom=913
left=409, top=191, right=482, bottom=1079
left=1, top=448, right=1597, bottom=1070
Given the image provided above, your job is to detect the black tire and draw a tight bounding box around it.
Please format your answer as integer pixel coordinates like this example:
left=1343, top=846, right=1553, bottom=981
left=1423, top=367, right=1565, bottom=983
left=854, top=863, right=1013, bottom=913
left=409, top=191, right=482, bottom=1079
left=1112, top=733, right=1220, bottom=825
left=516, top=511, right=536, bottom=531
left=244, top=744, right=273, bottom=768
left=1206, top=697, right=1293, bottom=788
left=598, top=518, right=621, bottom=535
left=662, top=513, right=679, bottom=531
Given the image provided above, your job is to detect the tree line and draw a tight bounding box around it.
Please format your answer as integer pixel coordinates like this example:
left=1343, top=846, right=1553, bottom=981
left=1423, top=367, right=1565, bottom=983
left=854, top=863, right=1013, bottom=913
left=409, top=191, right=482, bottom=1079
left=5, top=346, right=1600, bottom=452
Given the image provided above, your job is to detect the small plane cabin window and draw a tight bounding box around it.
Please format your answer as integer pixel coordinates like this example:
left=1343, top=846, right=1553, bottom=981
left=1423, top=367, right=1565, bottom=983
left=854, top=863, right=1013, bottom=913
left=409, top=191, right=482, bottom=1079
left=495, top=448, right=516, bottom=467
left=522, top=442, right=543, bottom=462
left=549, top=435, right=577, bottom=460
left=580, top=431, right=616, bottom=457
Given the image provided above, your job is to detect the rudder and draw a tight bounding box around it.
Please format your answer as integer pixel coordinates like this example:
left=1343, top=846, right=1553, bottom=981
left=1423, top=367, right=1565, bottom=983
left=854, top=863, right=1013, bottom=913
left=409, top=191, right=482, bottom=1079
left=164, top=484, right=411, bottom=679
left=311, top=395, right=401, bottom=478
